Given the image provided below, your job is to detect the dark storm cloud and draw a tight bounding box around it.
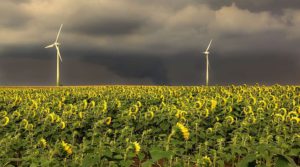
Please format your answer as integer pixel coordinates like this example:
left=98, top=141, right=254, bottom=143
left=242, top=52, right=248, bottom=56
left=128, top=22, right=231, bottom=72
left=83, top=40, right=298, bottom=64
left=0, top=57, right=55, bottom=85
left=160, top=52, right=300, bottom=86
left=0, top=53, right=160, bottom=86
left=0, top=45, right=169, bottom=85
left=1, top=45, right=52, bottom=59
left=1, top=43, right=300, bottom=86
left=211, top=53, right=300, bottom=85
left=1, top=0, right=300, bottom=86
left=67, top=49, right=170, bottom=85
left=68, top=17, right=146, bottom=36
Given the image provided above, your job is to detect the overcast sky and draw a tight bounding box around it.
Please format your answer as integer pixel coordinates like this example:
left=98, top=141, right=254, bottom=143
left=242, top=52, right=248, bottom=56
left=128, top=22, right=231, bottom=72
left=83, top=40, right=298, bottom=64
left=1, top=0, right=300, bottom=86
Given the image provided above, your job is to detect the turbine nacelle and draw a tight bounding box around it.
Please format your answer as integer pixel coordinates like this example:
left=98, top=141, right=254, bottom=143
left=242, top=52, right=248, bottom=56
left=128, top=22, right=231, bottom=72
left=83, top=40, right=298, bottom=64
left=45, top=42, right=60, bottom=48
left=203, top=51, right=209, bottom=55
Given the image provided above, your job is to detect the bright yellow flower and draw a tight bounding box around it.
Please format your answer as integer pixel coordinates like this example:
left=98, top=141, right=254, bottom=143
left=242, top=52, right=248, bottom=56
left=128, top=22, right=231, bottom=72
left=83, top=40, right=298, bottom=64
left=204, top=109, right=209, bottom=118
left=116, top=100, right=121, bottom=108
left=225, top=116, right=234, bottom=125
left=61, top=141, right=72, bottom=155
left=145, top=111, right=154, bottom=120
left=243, top=106, right=253, bottom=115
left=137, top=101, right=142, bottom=107
left=175, top=110, right=180, bottom=118
left=290, top=117, right=299, bottom=124
left=39, top=138, right=47, bottom=148
left=133, top=141, right=141, bottom=154
left=287, top=111, right=298, bottom=118
left=258, top=100, right=267, bottom=108
left=202, top=155, right=212, bottom=165
left=90, top=101, right=95, bottom=109
left=206, top=128, right=213, bottom=134
left=176, top=123, right=189, bottom=141
left=60, top=121, right=66, bottom=129
left=278, top=108, right=287, bottom=117
left=195, top=101, right=202, bottom=109
left=26, top=124, right=34, bottom=131
left=227, top=106, right=233, bottom=112
left=131, top=105, right=139, bottom=113
left=0, top=111, right=7, bottom=117
left=79, top=112, right=83, bottom=119
left=102, top=101, right=108, bottom=112
left=83, top=100, right=88, bottom=110
left=21, top=119, right=29, bottom=129
left=48, top=113, right=55, bottom=123
left=105, top=117, right=112, bottom=125
left=250, top=96, right=256, bottom=105
left=274, top=114, right=285, bottom=122
left=210, top=100, right=217, bottom=110
left=1, top=116, right=9, bottom=127
left=12, top=111, right=21, bottom=119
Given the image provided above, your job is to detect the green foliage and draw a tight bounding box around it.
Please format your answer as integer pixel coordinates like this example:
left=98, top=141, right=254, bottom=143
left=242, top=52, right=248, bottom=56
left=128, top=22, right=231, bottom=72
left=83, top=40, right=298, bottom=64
left=0, top=85, right=300, bottom=166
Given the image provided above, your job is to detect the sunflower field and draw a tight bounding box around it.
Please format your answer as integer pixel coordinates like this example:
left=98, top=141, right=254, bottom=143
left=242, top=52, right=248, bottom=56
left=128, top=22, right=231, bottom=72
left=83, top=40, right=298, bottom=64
left=0, top=85, right=300, bottom=167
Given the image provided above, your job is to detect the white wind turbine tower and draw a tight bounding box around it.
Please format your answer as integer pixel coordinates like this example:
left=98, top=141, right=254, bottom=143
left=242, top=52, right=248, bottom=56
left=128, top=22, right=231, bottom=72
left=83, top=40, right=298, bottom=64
left=203, top=39, right=212, bottom=86
left=45, top=24, right=63, bottom=86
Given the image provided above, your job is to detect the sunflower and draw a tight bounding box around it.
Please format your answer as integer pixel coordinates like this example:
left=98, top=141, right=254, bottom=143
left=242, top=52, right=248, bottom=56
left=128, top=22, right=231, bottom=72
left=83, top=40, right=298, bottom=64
left=60, top=121, right=66, bottom=129
left=210, top=99, right=217, bottom=110
left=176, top=123, right=189, bottom=141
left=202, top=155, right=212, bottom=166
left=274, top=114, right=285, bottom=122
left=290, top=117, right=299, bottom=124
left=61, top=141, right=72, bottom=155
left=21, top=119, right=29, bottom=129
left=39, top=138, right=47, bottom=148
left=133, top=141, right=141, bottom=154
left=0, top=116, right=9, bottom=127
left=225, top=116, right=234, bottom=125
left=78, top=112, right=84, bottom=119
left=145, top=111, right=154, bottom=120
left=105, top=117, right=112, bottom=125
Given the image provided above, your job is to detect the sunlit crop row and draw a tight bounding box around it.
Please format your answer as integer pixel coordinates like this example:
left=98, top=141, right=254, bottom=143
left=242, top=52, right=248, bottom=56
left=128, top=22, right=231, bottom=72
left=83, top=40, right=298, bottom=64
left=0, top=85, right=299, bottom=166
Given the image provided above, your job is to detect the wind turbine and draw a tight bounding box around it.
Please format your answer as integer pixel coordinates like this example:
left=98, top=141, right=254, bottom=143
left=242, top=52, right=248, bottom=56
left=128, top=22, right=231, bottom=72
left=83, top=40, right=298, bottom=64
left=45, top=24, right=63, bottom=86
left=203, top=39, right=212, bottom=86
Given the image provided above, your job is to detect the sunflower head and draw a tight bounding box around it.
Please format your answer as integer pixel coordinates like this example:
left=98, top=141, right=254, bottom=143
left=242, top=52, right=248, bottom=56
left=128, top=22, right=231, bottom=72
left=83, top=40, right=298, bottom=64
left=225, top=116, right=235, bottom=125
left=210, top=100, right=217, bottom=110
left=61, top=141, right=72, bottom=155
left=105, top=117, right=112, bottom=125
left=21, top=119, right=29, bottom=129
left=176, top=122, right=190, bottom=141
left=133, top=141, right=141, bottom=154
left=39, top=138, right=47, bottom=148
left=60, top=121, right=66, bottom=129
left=202, top=156, right=212, bottom=166
left=195, top=101, right=203, bottom=109
left=0, top=116, right=9, bottom=127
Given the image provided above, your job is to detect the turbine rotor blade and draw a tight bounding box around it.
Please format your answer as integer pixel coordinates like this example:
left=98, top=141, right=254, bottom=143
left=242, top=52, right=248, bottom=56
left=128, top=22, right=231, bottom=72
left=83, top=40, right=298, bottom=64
left=56, top=45, right=63, bottom=62
left=45, top=44, right=54, bottom=48
left=205, top=39, right=213, bottom=52
left=55, top=24, right=63, bottom=43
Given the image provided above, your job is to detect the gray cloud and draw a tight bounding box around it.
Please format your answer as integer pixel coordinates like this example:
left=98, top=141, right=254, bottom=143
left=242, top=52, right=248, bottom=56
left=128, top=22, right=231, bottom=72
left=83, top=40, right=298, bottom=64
left=202, top=0, right=300, bottom=14
left=1, top=0, right=300, bottom=85
left=68, top=17, right=146, bottom=36
left=8, top=0, right=31, bottom=4
left=0, top=1, right=31, bottom=28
